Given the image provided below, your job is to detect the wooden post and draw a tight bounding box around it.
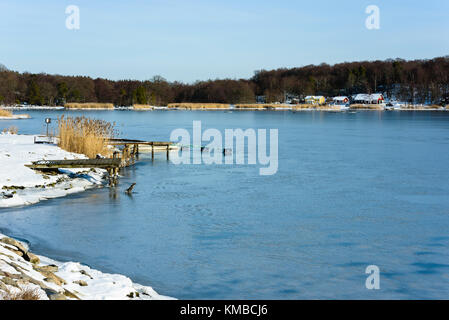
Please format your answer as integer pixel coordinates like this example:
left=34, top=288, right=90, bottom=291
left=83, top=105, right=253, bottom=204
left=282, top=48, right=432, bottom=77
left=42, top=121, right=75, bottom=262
left=131, top=144, right=136, bottom=164
left=114, top=167, right=118, bottom=186
left=151, top=144, right=154, bottom=161
left=166, top=145, right=169, bottom=160
left=107, top=168, right=113, bottom=186
left=122, top=145, right=130, bottom=167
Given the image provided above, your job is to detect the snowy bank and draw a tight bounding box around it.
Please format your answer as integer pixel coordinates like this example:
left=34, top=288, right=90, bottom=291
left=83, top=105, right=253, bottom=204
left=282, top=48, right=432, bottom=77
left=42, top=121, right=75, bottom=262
left=0, top=114, right=30, bottom=120
left=0, top=133, right=106, bottom=208
left=0, top=233, right=173, bottom=300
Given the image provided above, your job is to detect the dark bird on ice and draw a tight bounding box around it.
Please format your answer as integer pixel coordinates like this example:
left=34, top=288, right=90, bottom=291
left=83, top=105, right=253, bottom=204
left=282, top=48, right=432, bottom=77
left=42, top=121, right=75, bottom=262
left=125, top=183, right=136, bottom=194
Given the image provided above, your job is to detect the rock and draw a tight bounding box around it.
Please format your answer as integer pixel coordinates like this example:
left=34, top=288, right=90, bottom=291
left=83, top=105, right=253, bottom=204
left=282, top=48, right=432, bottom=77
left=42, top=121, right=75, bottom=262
left=10, top=249, right=24, bottom=257
left=0, top=237, right=28, bottom=255
left=8, top=261, right=30, bottom=273
left=1, top=277, right=18, bottom=288
left=63, top=289, right=80, bottom=300
left=0, top=271, right=20, bottom=279
left=49, top=293, right=67, bottom=300
left=79, top=269, right=93, bottom=279
left=34, top=264, right=58, bottom=273
left=38, top=270, right=67, bottom=286
left=73, top=280, right=88, bottom=287
left=0, top=280, right=9, bottom=292
left=18, top=274, right=53, bottom=291
left=25, top=252, right=40, bottom=264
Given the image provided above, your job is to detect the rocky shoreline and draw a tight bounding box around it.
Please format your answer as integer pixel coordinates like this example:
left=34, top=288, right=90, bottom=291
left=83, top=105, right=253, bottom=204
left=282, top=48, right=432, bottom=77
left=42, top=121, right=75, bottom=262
left=0, top=233, right=172, bottom=300
left=0, top=133, right=173, bottom=300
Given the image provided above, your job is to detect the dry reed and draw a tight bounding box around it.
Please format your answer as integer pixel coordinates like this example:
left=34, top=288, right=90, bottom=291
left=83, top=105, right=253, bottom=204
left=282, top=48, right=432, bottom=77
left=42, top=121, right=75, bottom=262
left=0, top=288, right=42, bottom=300
left=64, top=103, right=114, bottom=109
left=57, top=115, right=115, bottom=158
left=0, top=108, right=13, bottom=117
left=291, top=104, right=315, bottom=110
left=2, top=126, right=18, bottom=134
left=167, top=103, right=230, bottom=109
left=133, top=104, right=154, bottom=110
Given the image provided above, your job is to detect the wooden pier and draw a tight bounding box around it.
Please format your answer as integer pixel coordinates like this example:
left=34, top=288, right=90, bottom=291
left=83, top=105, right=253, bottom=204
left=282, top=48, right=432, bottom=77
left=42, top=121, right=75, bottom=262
left=25, top=138, right=230, bottom=187
left=26, top=139, right=178, bottom=186
left=107, top=139, right=176, bottom=164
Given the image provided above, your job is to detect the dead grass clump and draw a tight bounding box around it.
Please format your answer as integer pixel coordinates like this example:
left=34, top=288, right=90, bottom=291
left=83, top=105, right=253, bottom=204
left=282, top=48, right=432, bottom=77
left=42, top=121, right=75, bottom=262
left=64, top=103, right=114, bottom=109
left=0, top=288, right=42, bottom=300
left=2, top=126, right=18, bottom=134
left=291, top=104, right=315, bottom=110
left=350, top=104, right=384, bottom=110
left=0, top=108, right=13, bottom=117
left=58, top=115, right=115, bottom=158
left=167, top=103, right=230, bottom=109
left=133, top=104, right=154, bottom=110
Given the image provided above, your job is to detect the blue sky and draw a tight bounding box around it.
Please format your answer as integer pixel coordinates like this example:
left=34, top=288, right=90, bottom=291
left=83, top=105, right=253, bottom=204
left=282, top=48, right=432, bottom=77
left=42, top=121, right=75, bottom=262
left=0, top=0, right=448, bottom=82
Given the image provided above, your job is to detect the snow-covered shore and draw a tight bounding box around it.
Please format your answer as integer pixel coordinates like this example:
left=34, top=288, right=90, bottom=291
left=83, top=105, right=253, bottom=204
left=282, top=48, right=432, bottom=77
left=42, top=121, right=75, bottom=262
left=0, top=233, right=172, bottom=300
left=0, top=133, right=173, bottom=300
left=0, top=133, right=106, bottom=208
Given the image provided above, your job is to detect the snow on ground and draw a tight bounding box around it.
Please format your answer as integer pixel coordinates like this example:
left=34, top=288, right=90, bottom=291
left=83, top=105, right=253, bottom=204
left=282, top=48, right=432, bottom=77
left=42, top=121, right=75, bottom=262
left=0, top=233, right=174, bottom=300
left=0, top=133, right=106, bottom=208
left=1, top=105, right=64, bottom=110
left=0, top=114, right=31, bottom=120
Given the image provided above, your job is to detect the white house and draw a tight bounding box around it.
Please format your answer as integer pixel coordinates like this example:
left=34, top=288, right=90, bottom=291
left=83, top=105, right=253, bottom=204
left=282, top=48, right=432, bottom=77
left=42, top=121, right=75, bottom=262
left=353, top=93, right=385, bottom=104
left=305, top=96, right=325, bottom=105
left=332, top=96, right=349, bottom=105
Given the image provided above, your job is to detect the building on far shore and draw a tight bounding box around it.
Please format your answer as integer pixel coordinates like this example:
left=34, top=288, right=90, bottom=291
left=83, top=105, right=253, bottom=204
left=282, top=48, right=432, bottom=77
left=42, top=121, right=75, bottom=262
left=332, top=96, right=349, bottom=105
left=305, top=96, right=325, bottom=105
left=256, top=95, right=266, bottom=104
left=352, top=93, right=385, bottom=104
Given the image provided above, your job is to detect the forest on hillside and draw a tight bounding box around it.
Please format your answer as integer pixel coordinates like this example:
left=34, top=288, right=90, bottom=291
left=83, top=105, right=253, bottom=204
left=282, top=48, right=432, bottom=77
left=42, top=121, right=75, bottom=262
left=0, top=56, right=448, bottom=106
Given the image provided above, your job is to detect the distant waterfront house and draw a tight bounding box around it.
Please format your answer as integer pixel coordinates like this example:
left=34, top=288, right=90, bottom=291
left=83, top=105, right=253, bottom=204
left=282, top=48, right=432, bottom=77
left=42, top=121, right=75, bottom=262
left=256, top=95, right=266, bottom=104
left=353, top=93, right=385, bottom=104
left=332, top=96, right=349, bottom=105
left=305, top=96, right=325, bottom=105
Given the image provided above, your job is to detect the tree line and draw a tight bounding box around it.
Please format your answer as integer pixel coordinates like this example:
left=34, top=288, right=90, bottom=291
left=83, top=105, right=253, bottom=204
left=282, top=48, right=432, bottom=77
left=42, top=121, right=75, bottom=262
left=0, top=56, right=448, bottom=106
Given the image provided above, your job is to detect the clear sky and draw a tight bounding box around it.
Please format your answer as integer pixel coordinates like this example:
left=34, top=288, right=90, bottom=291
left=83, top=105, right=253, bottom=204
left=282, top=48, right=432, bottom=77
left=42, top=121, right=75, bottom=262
left=0, top=0, right=448, bottom=83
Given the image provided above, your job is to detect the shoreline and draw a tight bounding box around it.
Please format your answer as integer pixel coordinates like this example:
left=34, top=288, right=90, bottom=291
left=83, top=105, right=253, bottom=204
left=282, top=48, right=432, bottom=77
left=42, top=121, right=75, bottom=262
left=1, top=104, right=448, bottom=112
left=0, top=133, right=173, bottom=300
left=0, top=232, right=173, bottom=300
left=0, top=114, right=31, bottom=120
left=0, top=133, right=106, bottom=208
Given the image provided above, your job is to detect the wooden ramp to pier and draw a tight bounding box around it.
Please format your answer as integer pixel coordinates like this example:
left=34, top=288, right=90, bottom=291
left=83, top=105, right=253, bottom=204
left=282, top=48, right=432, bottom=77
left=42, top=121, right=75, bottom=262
left=25, top=159, right=122, bottom=186
left=25, top=159, right=122, bottom=170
